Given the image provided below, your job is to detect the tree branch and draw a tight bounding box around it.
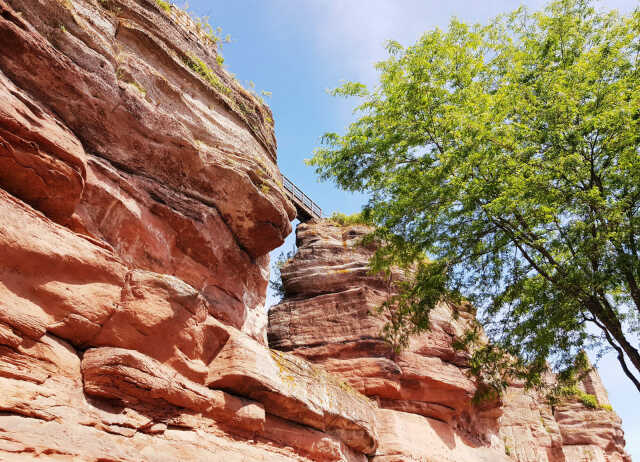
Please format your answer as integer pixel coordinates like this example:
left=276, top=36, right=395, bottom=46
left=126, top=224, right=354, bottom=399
left=587, top=314, right=640, bottom=392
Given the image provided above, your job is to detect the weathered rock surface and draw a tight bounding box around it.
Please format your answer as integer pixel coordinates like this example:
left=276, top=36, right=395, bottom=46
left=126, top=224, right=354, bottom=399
left=0, top=0, right=632, bottom=460
left=553, top=368, right=629, bottom=462
left=372, top=408, right=512, bottom=462
left=0, top=1, right=378, bottom=460
left=269, top=222, right=480, bottom=427
left=207, top=332, right=378, bottom=454
left=82, top=346, right=267, bottom=434
left=0, top=137, right=369, bottom=462
left=0, top=69, right=86, bottom=223
left=269, top=220, right=632, bottom=462
left=0, top=187, right=127, bottom=347
left=0, top=0, right=296, bottom=342
left=494, top=370, right=630, bottom=462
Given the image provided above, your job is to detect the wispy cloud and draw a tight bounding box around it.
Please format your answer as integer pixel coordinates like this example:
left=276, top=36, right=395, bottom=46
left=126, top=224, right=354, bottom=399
left=299, top=0, right=636, bottom=86
left=301, top=0, right=543, bottom=85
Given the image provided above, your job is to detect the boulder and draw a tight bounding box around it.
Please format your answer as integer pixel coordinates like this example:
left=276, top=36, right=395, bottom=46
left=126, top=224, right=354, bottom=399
left=82, top=347, right=266, bottom=434
left=207, top=328, right=379, bottom=454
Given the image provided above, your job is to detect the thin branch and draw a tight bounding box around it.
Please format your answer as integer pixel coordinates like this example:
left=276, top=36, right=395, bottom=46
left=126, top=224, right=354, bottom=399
left=587, top=315, right=640, bottom=392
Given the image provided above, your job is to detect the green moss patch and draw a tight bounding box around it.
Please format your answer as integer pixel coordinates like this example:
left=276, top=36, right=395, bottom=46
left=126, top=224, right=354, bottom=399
left=183, top=53, right=230, bottom=96
left=558, top=385, right=611, bottom=411
left=155, top=0, right=171, bottom=13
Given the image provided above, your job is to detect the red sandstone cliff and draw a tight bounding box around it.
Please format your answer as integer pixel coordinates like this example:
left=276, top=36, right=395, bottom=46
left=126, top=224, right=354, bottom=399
left=269, top=221, right=631, bottom=462
left=0, top=1, right=632, bottom=461
left=0, top=1, right=376, bottom=460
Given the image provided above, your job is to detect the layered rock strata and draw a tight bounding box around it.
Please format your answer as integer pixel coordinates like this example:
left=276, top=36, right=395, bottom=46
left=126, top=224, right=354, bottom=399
left=269, top=220, right=632, bottom=462
left=0, top=0, right=632, bottom=460
left=0, top=0, right=297, bottom=342
left=0, top=1, right=377, bottom=460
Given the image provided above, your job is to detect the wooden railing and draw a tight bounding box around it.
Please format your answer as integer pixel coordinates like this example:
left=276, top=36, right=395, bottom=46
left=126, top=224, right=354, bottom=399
left=282, top=175, right=322, bottom=220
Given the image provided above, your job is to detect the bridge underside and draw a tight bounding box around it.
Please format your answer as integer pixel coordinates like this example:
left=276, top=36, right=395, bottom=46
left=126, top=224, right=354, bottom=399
left=289, top=196, right=314, bottom=222
left=281, top=176, right=322, bottom=222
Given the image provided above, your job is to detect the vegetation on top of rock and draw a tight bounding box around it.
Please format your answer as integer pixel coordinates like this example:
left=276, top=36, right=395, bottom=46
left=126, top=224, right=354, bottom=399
left=154, top=0, right=170, bottom=13
left=151, top=0, right=230, bottom=51
left=556, top=386, right=601, bottom=409
left=327, top=211, right=373, bottom=227
left=309, top=0, right=640, bottom=394
left=546, top=351, right=612, bottom=410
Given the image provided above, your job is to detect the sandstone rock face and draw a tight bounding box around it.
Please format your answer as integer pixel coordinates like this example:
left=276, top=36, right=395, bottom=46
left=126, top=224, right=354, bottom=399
left=0, top=1, right=377, bottom=460
left=269, top=222, right=482, bottom=428
left=494, top=373, right=630, bottom=462
left=269, top=221, right=632, bottom=462
left=553, top=369, right=629, bottom=462
left=0, top=0, right=633, bottom=460
left=0, top=69, right=86, bottom=223
left=0, top=0, right=296, bottom=342
left=372, top=408, right=511, bottom=462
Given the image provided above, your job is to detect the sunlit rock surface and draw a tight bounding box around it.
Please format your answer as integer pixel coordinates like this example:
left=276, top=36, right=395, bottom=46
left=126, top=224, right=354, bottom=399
left=269, top=221, right=632, bottom=462
left=0, top=0, right=632, bottom=460
left=0, top=0, right=296, bottom=343
left=0, top=1, right=374, bottom=460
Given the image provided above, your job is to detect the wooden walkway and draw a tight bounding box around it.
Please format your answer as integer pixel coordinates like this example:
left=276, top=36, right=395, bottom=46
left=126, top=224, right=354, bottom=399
left=282, top=176, right=322, bottom=222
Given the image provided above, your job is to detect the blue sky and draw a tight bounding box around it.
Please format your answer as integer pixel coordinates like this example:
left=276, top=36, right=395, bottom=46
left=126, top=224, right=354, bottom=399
left=183, top=1, right=638, bottom=457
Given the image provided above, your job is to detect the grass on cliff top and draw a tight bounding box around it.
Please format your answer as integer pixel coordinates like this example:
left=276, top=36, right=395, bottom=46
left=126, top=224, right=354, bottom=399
left=148, top=0, right=273, bottom=127
left=547, top=352, right=613, bottom=411
left=153, top=0, right=230, bottom=48
left=556, top=385, right=613, bottom=411
left=327, top=211, right=372, bottom=227
left=147, top=2, right=233, bottom=97
left=155, top=0, right=170, bottom=13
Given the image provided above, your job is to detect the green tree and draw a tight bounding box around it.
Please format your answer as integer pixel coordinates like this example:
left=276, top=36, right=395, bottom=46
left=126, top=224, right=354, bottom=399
left=269, top=247, right=297, bottom=302
left=310, top=0, right=640, bottom=392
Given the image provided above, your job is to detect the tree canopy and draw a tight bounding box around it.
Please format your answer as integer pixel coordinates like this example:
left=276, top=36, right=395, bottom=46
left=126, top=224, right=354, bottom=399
left=309, top=0, right=640, bottom=392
